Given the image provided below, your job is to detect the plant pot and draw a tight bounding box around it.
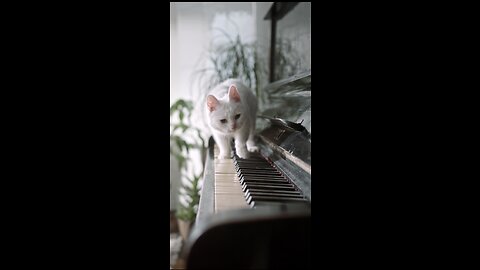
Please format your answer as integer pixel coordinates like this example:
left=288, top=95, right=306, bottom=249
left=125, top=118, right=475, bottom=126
left=177, top=219, right=192, bottom=241
left=170, top=210, right=179, bottom=233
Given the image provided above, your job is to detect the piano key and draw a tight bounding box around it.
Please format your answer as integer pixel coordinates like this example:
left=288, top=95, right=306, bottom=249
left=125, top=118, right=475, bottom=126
left=239, top=174, right=286, bottom=179
left=246, top=188, right=301, bottom=194
left=240, top=181, right=290, bottom=187
left=241, top=180, right=292, bottom=187
left=245, top=189, right=304, bottom=197
left=245, top=190, right=302, bottom=196
left=235, top=165, right=274, bottom=171
left=211, top=144, right=309, bottom=213
left=247, top=192, right=305, bottom=200
left=239, top=172, right=283, bottom=177
left=234, top=160, right=274, bottom=165
left=250, top=200, right=311, bottom=209
left=241, top=182, right=294, bottom=188
left=247, top=195, right=308, bottom=205
left=214, top=158, right=249, bottom=212
left=239, top=176, right=287, bottom=182
left=239, top=175, right=286, bottom=180
left=245, top=189, right=304, bottom=198
left=234, top=160, right=272, bottom=164
left=236, top=166, right=276, bottom=171
left=242, top=184, right=296, bottom=192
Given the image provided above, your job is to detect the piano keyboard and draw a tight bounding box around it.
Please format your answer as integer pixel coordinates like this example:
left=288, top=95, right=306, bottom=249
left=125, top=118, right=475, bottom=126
left=214, top=147, right=249, bottom=212
left=213, top=144, right=308, bottom=212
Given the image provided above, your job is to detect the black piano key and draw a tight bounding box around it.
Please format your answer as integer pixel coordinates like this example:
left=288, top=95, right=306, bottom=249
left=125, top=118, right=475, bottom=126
left=234, top=158, right=268, bottom=162
left=251, top=200, right=311, bottom=208
left=248, top=193, right=305, bottom=200
left=237, top=165, right=276, bottom=170
left=246, top=188, right=302, bottom=195
left=241, top=175, right=284, bottom=181
left=235, top=165, right=275, bottom=171
left=240, top=172, right=283, bottom=177
left=239, top=175, right=286, bottom=180
left=240, top=179, right=289, bottom=185
left=245, top=193, right=305, bottom=204
left=242, top=182, right=294, bottom=188
left=247, top=191, right=305, bottom=198
left=243, top=190, right=302, bottom=198
left=238, top=162, right=279, bottom=168
left=241, top=181, right=294, bottom=189
left=236, top=167, right=278, bottom=172
left=239, top=177, right=287, bottom=185
left=241, top=181, right=292, bottom=189
left=248, top=195, right=307, bottom=204
left=246, top=189, right=302, bottom=196
left=244, top=190, right=302, bottom=199
left=239, top=174, right=286, bottom=180
left=232, top=150, right=309, bottom=208
left=241, top=172, right=286, bottom=178
left=234, top=158, right=265, bottom=163
left=242, top=183, right=292, bottom=192
left=237, top=168, right=274, bottom=174
left=242, top=184, right=296, bottom=192
left=234, top=160, right=275, bottom=165
left=240, top=178, right=287, bottom=184
left=240, top=175, right=286, bottom=179
left=235, top=163, right=274, bottom=168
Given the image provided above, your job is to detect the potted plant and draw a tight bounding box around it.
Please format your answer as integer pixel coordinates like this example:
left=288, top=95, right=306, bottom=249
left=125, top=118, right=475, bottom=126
left=170, top=99, right=206, bottom=240
left=175, top=173, right=201, bottom=240
left=192, top=31, right=302, bottom=107
left=193, top=32, right=265, bottom=102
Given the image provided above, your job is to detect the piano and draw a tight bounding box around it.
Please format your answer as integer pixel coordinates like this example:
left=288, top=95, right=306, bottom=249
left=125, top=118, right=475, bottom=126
left=179, top=71, right=311, bottom=269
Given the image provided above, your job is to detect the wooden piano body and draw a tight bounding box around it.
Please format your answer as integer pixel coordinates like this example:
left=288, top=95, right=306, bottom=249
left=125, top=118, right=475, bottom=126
left=180, top=72, right=311, bottom=269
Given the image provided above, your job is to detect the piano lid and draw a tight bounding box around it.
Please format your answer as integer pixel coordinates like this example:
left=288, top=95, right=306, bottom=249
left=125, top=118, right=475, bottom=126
left=255, top=72, right=311, bottom=200
left=256, top=71, right=311, bottom=169
left=257, top=70, right=311, bottom=136
left=258, top=116, right=310, bottom=168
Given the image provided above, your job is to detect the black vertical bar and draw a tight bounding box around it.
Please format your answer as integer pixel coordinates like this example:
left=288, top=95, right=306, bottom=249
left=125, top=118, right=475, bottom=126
left=269, top=2, right=277, bottom=83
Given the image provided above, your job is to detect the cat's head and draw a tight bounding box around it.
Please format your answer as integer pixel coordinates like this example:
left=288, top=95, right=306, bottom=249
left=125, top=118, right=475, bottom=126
left=206, top=84, right=246, bottom=135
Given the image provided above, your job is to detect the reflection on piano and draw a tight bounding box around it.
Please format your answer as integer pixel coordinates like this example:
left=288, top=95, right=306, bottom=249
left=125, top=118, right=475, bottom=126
left=180, top=72, right=311, bottom=269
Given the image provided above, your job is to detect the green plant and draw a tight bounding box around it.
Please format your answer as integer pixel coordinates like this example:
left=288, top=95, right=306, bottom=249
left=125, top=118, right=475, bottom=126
left=193, top=30, right=266, bottom=100
left=175, top=173, right=201, bottom=222
left=170, top=99, right=206, bottom=222
left=273, top=37, right=303, bottom=80
left=191, top=31, right=303, bottom=111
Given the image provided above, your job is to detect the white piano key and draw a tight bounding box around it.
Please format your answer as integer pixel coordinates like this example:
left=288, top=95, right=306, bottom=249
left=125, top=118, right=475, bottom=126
left=214, top=155, right=249, bottom=212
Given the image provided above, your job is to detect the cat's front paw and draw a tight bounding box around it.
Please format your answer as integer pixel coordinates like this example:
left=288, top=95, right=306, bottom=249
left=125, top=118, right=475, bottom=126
left=246, top=140, right=258, bottom=152
left=236, top=147, right=250, bottom=159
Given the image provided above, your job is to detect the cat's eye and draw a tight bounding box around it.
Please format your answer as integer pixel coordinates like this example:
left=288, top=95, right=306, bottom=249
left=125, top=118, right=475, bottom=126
left=220, top=119, right=227, bottom=124
left=235, top=114, right=241, bottom=120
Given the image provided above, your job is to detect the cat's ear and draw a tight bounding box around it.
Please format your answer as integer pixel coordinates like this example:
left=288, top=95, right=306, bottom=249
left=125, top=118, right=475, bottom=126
left=228, top=85, right=241, bottom=102
left=206, top=95, right=218, bottom=112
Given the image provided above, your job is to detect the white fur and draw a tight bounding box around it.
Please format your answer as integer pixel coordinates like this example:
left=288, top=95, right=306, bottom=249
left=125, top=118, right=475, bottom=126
left=206, top=79, right=258, bottom=159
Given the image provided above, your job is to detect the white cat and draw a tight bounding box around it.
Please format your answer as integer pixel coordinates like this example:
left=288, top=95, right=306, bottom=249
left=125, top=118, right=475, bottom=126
left=205, top=79, right=258, bottom=159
